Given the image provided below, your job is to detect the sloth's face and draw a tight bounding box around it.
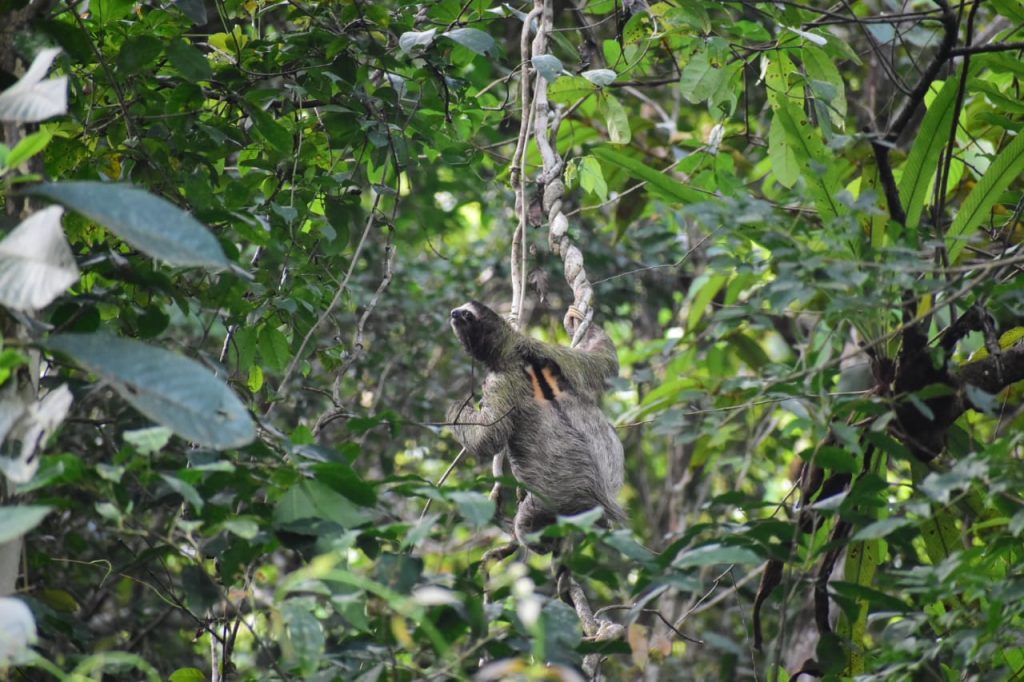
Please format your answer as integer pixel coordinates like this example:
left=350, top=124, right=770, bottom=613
left=450, top=301, right=506, bottom=364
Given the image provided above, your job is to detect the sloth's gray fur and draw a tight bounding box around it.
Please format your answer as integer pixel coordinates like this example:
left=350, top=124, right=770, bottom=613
left=447, top=301, right=626, bottom=548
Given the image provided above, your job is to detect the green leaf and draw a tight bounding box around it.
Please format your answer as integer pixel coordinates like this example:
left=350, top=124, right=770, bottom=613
left=258, top=325, right=290, bottom=372
left=311, top=461, right=377, bottom=506
left=247, top=364, right=263, bottom=392
left=47, top=333, right=255, bottom=450
left=898, top=76, right=959, bottom=230
left=0, top=505, right=52, bottom=544
left=687, top=272, right=728, bottom=331
left=946, top=131, right=1024, bottom=262
left=160, top=473, right=204, bottom=511
left=548, top=75, right=597, bottom=105
left=166, top=40, right=212, bottom=82
left=578, top=155, right=608, bottom=201
left=221, top=518, right=260, bottom=539
left=679, top=48, right=725, bottom=104
left=813, top=446, right=859, bottom=474
left=274, top=480, right=375, bottom=528
left=90, top=0, right=134, bottom=23
left=591, top=146, right=705, bottom=204
left=249, top=106, right=292, bottom=155
left=116, top=36, right=163, bottom=74
left=448, top=490, right=495, bottom=527
left=766, top=57, right=844, bottom=219
left=802, top=45, right=846, bottom=129
left=6, top=129, right=52, bottom=167
left=674, top=543, right=761, bottom=568
left=442, top=28, right=495, bottom=56
left=28, top=182, right=230, bottom=269
left=601, top=94, right=631, bottom=144
left=911, top=461, right=962, bottom=562
left=169, top=668, right=206, bottom=682
left=852, top=517, right=910, bottom=540
left=769, top=114, right=799, bottom=187
left=181, top=565, right=219, bottom=614
left=837, top=537, right=881, bottom=674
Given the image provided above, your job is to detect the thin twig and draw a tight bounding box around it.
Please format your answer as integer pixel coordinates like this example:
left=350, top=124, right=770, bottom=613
left=266, top=193, right=382, bottom=416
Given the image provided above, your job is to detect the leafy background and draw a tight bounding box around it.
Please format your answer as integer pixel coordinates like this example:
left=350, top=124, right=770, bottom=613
left=1, top=0, right=1024, bottom=680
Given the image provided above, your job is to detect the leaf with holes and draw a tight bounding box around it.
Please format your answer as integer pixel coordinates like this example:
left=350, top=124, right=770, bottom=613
left=548, top=75, right=596, bottom=105
left=679, top=48, right=725, bottom=104
left=601, top=94, right=631, bottom=144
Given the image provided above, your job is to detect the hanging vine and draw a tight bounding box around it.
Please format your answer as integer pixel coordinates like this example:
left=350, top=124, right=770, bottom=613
left=508, top=0, right=624, bottom=670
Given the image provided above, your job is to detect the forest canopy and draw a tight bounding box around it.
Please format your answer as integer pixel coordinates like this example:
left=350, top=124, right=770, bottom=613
left=1, top=0, right=1024, bottom=680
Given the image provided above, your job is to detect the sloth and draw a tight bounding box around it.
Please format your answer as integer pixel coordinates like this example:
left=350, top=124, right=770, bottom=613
left=447, top=301, right=626, bottom=550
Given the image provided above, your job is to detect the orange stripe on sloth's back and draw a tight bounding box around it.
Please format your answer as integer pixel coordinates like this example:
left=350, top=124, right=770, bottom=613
left=540, top=366, right=562, bottom=397
left=526, top=364, right=562, bottom=401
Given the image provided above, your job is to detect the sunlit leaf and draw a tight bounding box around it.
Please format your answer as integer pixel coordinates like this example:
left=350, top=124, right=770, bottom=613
left=946, top=131, right=1024, bottom=261
left=592, top=146, right=705, bottom=204
left=899, top=76, right=959, bottom=230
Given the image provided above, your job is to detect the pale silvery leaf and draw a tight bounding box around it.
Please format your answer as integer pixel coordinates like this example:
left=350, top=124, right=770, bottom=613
left=398, top=29, right=436, bottom=55
left=412, top=586, right=460, bottom=606
left=706, top=123, right=725, bottom=154
left=0, top=48, right=68, bottom=123
left=532, top=54, right=563, bottom=82
left=0, top=597, right=37, bottom=665
left=0, top=384, right=73, bottom=484
left=581, top=69, right=617, bottom=86
left=784, top=26, right=828, bottom=46
left=0, top=387, right=26, bottom=446
left=0, top=206, right=80, bottom=311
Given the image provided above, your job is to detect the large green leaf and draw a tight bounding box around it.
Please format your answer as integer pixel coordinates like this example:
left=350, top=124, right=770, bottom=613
left=837, top=538, right=881, bottom=674
left=679, top=47, right=725, bottom=104
left=766, top=56, right=844, bottom=220
left=898, top=76, right=959, bottom=230
left=47, top=333, right=255, bottom=449
left=591, top=146, right=706, bottom=204
left=28, top=182, right=230, bottom=269
left=802, top=44, right=846, bottom=129
left=769, top=114, right=799, bottom=187
left=946, top=131, right=1024, bottom=262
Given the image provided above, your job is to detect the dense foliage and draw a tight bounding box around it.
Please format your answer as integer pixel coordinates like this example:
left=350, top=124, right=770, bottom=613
left=2, top=0, right=1024, bottom=679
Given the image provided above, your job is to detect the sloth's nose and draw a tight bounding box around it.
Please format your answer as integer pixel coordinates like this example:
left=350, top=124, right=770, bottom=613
left=451, top=308, right=466, bottom=320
